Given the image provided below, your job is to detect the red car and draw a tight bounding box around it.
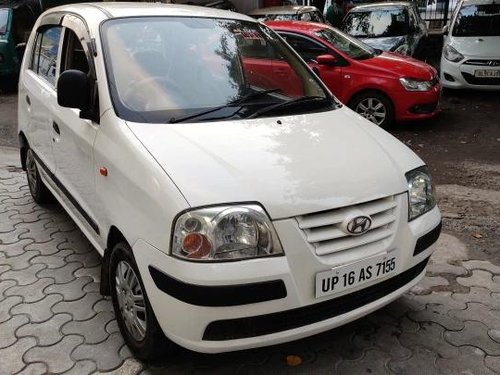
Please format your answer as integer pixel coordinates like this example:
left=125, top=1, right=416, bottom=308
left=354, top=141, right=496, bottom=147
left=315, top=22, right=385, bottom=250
left=266, top=21, right=440, bottom=127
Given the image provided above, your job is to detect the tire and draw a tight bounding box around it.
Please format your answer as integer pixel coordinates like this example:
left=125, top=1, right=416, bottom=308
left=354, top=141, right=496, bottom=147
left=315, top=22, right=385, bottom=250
left=109, top=241, right=172, bottom=362
left=25, top=148, right=52, bottom=203
left=349, top=91, right=395, bottom=129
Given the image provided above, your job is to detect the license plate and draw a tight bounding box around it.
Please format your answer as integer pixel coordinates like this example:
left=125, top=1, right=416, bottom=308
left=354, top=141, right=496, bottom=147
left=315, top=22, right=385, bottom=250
left=474, top=69, right=500, bottom=78
left=315, top=253, right=399, bottom=298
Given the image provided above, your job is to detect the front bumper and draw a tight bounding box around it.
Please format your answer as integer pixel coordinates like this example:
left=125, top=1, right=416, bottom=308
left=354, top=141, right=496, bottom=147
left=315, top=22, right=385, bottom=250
left=440, top=56, right=500, bottom=90
left=133, top=200, right=441, bottom=353
left=393, top=84, right=441, bottom=122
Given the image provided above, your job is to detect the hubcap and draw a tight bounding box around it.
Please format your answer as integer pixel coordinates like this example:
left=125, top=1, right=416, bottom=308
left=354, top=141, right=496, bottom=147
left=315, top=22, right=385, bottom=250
left=26, top=151, right=38, bottom=194
left=355, top=98, right=386, bottom=126
left=115, top=260, right=147, bottom=341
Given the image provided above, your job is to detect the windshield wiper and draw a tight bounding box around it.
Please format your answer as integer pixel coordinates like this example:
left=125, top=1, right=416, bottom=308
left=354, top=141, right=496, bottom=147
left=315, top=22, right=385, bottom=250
left=246, top=96, right=329, bottom=119
left=168, top=88, right=281, bottom=124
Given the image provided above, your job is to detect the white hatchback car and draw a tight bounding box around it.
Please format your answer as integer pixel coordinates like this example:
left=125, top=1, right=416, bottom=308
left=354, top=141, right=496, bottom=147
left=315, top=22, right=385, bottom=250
left=441, top=0, right=500, bottom=89
left=18, top=2, right=441, bottom=361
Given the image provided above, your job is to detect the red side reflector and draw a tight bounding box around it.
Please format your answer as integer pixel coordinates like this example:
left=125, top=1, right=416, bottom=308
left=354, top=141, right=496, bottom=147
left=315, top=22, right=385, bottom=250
left=99, top=167, right=108, bottom=176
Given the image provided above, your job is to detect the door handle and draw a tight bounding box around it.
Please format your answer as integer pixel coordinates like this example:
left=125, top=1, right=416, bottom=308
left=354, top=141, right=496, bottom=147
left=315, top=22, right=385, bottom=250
left=25, top=95, right=31, bottom=106
left=52, top=121, right=60, bottom=135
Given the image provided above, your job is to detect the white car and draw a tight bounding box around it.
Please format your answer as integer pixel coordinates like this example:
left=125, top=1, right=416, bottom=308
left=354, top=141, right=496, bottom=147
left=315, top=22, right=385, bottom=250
left=18, top=2, right=441, bottom=361
left=441, top=0, right=500, bottom=89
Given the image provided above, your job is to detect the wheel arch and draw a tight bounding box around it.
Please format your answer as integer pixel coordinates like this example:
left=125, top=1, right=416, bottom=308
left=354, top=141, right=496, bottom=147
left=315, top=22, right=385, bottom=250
left=100, top=225, right=128, bottom=296
left=347, top=87, right=394, bottom=109
left=19, top=132, right=28, bottom=171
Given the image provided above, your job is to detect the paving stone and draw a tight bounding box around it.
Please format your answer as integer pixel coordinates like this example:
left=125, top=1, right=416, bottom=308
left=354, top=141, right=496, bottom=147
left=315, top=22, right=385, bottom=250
left=427, top=262, right=468, bottom=276
left=94, top=298, right=114, bottom=313
left=37, top=262, right=83, bottom=284
left=11, top=294, right=63, bottom=323
left=15, top=363, right=49, bottom=375
left=388, top=346, right=440, bottom=375
left=398, top=322, right=460, bottom=359
left=408, top=305, right=465, bottom=331
left=72, top=332, right=127, bottom=371
left=0, top=264, right=11, bottom=275
left=74, top=264, right=101, bottom=282
left=445, top=321, right=500, bottom=356
left=17, top=313, right=72, bottom=346
left=437, top=346, right=496, bottom=375
left=63, top=360, right=97, bottom=375
left=336, top=349, right=390, bottom=374
left=62, top=311, right=115, bottom=344
left=25, top=239, right=66, bottom=256
left=44, top=219, right=77, bottom=232
left=0, top=279, right=16, bottom=301
left=0, top=296, right=22, bottom=323
left=0, top=315, right=29, bottom=349
left=452, top=287, right=500, bottom=309
left=3, top=202, right=45, bottom=216
left=44, top=276, right=92, bottom=301
left=0, top=337, right=37, bottom=375
left=3, top=250, right=40, bottom=270
left=352, top=323, right=411, bottom=359
left=485, top=355, right=500, bottom=373
left=462, top=260, right=500, bottom=275
left=119, top=344, right=133, bottom=360
left=488, top=329, right=500, bottom=344
left=0, top=263, right=46, bottom=285
left=0, top=226, right=29, bottom=245
left=411, top=291, right=467, bottom=311
left=66, top=250, right=102, bottom=268
left=410, top=276, right=449, bottom=295
left=52, top=292, right=102, bottom=321
left=30, top=249, right=74, bottom=269
left=24, top=334, right=84, bottom=374
left=449, top=302, right=500, bottom=329
left=18, top=220, right=60, bottom=243
left=0, top=239, right=33, bottom=258
left=97, top=358, right=144, bottom=375
left=83, top=281, right=101, bottom=293
left=457, top=270, right=500, bottom=292
left=106, top=319, right=120, bottom=335
left=5, top=278, right=54, bottom=303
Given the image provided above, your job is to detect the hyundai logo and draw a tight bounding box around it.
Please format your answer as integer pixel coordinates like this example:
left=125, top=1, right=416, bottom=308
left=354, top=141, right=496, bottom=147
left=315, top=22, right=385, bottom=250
left=346, top=216, right=372, bottom=235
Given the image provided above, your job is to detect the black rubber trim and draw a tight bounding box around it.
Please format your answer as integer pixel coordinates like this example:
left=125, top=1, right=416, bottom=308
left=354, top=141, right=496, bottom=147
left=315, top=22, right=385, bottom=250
left=203, top=256, right=430, bottom=341
left=413, top=222, right=442, bottom=256
left=148, top=266, right=287, bottom=307
left=32, top=151, right=100, bottom=235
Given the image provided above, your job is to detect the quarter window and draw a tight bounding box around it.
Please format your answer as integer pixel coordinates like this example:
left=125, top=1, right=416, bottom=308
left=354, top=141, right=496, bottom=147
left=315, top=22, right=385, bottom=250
left=31, top=26, right=62, bottom=86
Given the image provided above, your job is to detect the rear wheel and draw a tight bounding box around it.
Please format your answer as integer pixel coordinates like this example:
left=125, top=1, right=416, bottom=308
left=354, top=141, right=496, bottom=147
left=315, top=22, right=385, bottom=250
left=25, top=148, right=52, bottom=203
left=350, top=91, right=394, bottom=129
left=109, top=241, right=172, bottom=362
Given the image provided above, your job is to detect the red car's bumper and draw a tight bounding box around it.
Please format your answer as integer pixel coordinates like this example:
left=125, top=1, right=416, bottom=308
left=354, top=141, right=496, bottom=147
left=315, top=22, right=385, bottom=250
left=393, top=83, right=441, bottom=122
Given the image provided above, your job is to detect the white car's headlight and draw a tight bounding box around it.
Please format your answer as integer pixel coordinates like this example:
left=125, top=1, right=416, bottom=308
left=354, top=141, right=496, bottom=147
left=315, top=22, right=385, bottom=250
left=394, top=43, right=409, bottom=55
left=399, top=77, right=434, bottom=91
left=406, top=166, right=436, bottom=221
left=443, top=44, right=464, bottom=63
left=171, top=204, right=283, bottom=261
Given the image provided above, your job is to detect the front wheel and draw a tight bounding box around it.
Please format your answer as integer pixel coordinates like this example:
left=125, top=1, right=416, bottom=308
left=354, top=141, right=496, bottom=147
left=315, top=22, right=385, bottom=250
left=350, top=91, right=394, bottom=129
left=109, top=242, right=172, bottom=362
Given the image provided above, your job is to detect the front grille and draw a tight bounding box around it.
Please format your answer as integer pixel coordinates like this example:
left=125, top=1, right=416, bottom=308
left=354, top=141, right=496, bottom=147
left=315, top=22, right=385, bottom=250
left=296, top=196, right=398, bottom=257
left=462, top=72, right=500, bottom=86
left=203, top=256, right=430, bottom=341
left=463, top=59, right=500, bottom=67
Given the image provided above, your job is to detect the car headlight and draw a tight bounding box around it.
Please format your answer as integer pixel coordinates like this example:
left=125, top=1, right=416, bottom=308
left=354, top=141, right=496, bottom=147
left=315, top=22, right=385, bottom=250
left=399, top=77, right=434, bottom=91
left=406, top=166, right=436, bottom=221
left=443, top=44, right=464, bottom=63
left=394, top=44, right=409, bottom=55
left=171, top=204, right=283, bottom=261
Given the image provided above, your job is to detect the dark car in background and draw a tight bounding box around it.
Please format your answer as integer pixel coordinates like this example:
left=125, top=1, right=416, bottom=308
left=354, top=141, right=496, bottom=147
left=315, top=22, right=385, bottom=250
left=341, top=2, right=428, bottom=57
left=249, top=5, right=327, bottom=23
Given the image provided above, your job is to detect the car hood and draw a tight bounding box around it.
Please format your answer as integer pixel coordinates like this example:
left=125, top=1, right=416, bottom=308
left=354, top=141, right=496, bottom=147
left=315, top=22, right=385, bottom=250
left=359, top=35, right=407, bottom=52
left=362, top=51, right=437, bottom=80
left=448, top=36, right=500, bottom=58
left=127, top=107, right=423, bottom=219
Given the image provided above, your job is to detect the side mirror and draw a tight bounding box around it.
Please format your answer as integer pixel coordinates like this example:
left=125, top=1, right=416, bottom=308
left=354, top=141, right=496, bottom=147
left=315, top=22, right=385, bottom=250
left=57, top=70, right=90, bottom=111
left=442, top=25, right=449, bottom=35
left=316, top=54, right=337, bottom=67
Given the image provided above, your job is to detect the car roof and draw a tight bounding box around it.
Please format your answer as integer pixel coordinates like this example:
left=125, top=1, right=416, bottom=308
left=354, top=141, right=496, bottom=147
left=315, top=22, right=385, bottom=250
left=266, top=20, right=327, bottom=34
left=249, top=5, right=318, bottom=15
left=46, top=1, right=254, bottom=22
left=349, top=1, right=411, bottom=11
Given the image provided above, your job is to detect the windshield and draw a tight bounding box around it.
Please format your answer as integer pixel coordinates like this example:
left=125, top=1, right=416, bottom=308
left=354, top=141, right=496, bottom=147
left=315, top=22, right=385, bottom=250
left=314, top=27, right=376, bottom=60
left=0, top=9, right=9, bottom=35
left=101, top=17, right=332, bottom=123
left=452, top=4, right=500, bottom=36
left=342, top=8, right=410, bottom=38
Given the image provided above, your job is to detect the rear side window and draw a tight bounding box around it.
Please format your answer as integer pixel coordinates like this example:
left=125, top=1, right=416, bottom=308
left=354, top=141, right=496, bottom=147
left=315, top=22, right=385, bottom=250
left=0, top=9, right=9, bottom=35
left=31, top=26, right=62, bottom=86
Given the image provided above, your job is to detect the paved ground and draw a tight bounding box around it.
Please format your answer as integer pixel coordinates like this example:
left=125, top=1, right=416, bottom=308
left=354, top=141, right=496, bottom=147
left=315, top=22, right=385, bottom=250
left=1, top=144, right=500, bottom=374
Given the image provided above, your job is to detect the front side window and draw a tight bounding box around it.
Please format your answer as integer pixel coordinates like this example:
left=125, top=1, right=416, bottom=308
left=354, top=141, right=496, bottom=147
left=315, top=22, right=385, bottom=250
left=31, top=26, right=62, bottom=86
left=256, top=14, right=299, bottom=22
left=280, top=33, right=328, bottom=61
left=314, top=27, right=376, bottom=60
left=342, top=8, right=410, bottom=37
left=0, top=9, right=9, bottom=35
left=452, top=4, right=500, bottom=36
left=101, top=17, right=333, bottom=123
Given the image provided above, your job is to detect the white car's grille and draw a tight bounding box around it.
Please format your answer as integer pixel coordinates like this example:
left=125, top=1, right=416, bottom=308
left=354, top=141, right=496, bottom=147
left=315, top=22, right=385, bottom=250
left=296, top=196, right=398, bottom=257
